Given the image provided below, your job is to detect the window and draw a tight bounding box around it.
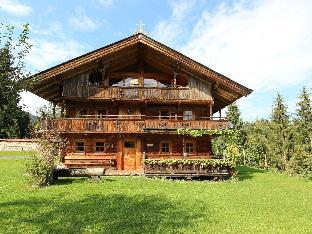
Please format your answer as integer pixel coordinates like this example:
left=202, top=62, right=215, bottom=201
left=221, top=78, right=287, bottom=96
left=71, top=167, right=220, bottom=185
left=75, top=141, right=85, bottom=153
left=161, top=142, right=170, bottom=153
left=124, top=141, right=135, bottom=148
left=89, top=70, right=102, bottom=85
left=97, top=109, right=107, bottom=118
left=185, top=142, right=194, bottom=153
left=78, top=108, right=88, bottom=118
left=183, top=111, right=193, bottom=120
left=160, top=110, right=170, bottom=119
left=95, top=142, right=105, bottom=152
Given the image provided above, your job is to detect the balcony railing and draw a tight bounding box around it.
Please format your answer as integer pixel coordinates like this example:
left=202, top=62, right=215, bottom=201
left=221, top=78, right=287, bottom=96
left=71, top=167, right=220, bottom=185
left=63, top=86, right=212, bottom=102
left=41, top=117, right=228, bottom=133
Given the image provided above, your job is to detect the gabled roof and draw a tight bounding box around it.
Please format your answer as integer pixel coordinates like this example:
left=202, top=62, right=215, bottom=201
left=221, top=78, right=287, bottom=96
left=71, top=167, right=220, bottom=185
left=29, top=33, right=252, bottom=111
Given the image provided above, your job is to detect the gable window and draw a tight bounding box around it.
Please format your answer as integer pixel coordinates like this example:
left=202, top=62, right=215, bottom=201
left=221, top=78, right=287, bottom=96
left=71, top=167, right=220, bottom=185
left=160, top=142, right=170, bottom=153
left=95, top=142, right=105, bottom=152
left=75, top=141, right=85, bottom=153
left=183, top=111, right=193, bottom=120
left=184, top=142, right=194, bottom=153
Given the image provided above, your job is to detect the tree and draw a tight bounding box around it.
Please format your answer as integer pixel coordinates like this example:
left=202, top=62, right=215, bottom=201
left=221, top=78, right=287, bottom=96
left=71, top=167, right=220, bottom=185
left=270, top=93, right=291, bottom=170
left=226, top=102, right=247, bottom=164
left=294, top=87, right=312, bottom=151
left=226, top=102, right=243, bottom=129
left=0, top=23, right=32, bottom=138
left=245, top=120, right=270, bottom=168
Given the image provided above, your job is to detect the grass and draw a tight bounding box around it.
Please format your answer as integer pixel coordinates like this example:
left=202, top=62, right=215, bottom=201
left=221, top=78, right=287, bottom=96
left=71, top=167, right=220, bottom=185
left=0, top=151, right=35, bottom=157
left=0, top=156, right=311, bottom=233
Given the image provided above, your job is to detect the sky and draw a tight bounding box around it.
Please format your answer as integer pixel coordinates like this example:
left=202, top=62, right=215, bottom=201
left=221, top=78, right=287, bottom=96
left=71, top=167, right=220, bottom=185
left=0, top=0, right=311, bottom=121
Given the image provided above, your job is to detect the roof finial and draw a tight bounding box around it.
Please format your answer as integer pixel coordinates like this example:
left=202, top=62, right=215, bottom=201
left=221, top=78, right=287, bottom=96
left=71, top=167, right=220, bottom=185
left=134, top=20, right=148, bottom=35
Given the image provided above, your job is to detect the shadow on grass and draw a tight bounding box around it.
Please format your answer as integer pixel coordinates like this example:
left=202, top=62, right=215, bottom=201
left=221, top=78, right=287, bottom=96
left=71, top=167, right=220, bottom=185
left=0, top=194, right=201, bottom=233
left=238, top=166, right=267, bottom=181
left=54, top=177, right=117, bottom=185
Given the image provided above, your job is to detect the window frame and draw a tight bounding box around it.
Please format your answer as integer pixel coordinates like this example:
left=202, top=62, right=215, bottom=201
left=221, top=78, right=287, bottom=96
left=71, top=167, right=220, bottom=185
left=183, top=110, right=194, bottom=120
left=95, top=141, right=105, bottom=153
left=160, top=142, right=171, bottom=154
left=184, top=141, right=195, bottom=154
left=75, top=140, right=85, bottom=154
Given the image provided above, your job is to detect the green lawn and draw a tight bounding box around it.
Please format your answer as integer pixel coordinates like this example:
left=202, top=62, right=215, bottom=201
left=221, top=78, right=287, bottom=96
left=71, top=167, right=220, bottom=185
left=0, top=157, right=311, bottom=233
left=0, top=151, right=35, bottom=157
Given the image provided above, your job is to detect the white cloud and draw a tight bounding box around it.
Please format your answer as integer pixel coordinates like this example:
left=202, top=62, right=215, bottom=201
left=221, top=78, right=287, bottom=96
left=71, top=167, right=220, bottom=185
left=152, top=0, right=312, bottom=120
left=0, top=0, right=32, bottom=16
left=152, top=0, right=196, bottom=46
left=180, top=0, right=312, bottom=91
left=97, top=0, right=113, bottom=7
left=26, top=39, right=86, bottom=71
left=20, top=91, right=49, bottom=116
left=68, top=7, right=99, bottom=31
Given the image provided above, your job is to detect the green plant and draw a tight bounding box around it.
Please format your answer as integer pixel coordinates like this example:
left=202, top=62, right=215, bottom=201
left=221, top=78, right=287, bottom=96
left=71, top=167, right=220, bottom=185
left=177, top=128, right=236, bottom=137
left=25, top=130, right=67, bottom=187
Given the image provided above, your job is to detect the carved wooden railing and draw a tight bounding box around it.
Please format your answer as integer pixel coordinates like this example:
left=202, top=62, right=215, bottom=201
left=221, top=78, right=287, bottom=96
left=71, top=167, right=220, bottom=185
left=67, top=86, right=213, bottom=101
left=41, top=118, right=228, bottom=133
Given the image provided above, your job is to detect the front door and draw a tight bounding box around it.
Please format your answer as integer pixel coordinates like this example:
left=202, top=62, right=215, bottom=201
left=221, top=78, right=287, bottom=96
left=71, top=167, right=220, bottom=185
left=123, top=140, right=137, bottom=170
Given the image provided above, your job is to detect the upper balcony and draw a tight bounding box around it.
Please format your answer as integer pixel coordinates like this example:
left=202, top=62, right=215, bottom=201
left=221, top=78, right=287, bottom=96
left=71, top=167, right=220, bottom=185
left=41, top=116, right=228, bottom=134
left=62, top=74, right=213, bottom=104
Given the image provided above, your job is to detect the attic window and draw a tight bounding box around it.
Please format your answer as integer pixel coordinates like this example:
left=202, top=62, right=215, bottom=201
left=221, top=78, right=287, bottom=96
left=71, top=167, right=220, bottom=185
left=89, top=71, right=102, bottom=85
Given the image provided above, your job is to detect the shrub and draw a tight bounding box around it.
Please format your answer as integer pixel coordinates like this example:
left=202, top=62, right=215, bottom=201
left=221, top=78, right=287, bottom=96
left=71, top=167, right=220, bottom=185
left=25, top=130, right=66, bottom=187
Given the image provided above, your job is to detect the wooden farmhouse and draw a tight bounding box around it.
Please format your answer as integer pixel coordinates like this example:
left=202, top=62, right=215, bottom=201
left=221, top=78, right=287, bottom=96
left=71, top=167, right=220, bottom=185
left=29, top=33, right=252, bottom=177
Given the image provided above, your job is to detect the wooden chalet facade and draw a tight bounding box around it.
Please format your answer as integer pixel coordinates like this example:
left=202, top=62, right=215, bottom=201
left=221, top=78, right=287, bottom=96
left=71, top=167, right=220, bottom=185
left=29, top=33, right=252, bottom=176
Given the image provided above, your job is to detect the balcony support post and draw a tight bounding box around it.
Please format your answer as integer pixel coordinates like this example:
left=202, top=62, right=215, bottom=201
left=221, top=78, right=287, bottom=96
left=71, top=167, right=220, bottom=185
left=209, top=105, right=213, bottom=119
left=52, top=103, right=56, bottom=118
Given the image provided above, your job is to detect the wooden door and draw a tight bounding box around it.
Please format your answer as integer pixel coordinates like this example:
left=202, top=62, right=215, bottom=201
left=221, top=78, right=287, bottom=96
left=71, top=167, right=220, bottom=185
left=123, top=140, right=137, bottom=170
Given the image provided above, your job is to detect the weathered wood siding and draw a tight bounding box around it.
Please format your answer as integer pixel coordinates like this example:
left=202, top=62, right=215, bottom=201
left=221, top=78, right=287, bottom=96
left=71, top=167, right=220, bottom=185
left=63, top=74, right=89, bottom=97
left=188, top=76, right=212, bottom=98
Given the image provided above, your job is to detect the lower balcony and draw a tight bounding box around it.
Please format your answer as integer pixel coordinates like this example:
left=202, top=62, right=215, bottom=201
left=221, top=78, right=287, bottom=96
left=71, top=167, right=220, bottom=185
left=41, top=117, right=228, bottom=133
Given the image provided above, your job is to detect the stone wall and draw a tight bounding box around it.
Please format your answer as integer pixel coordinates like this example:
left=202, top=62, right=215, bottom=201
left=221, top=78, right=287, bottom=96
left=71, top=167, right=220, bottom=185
left=0, top=139, right=38, bottom=151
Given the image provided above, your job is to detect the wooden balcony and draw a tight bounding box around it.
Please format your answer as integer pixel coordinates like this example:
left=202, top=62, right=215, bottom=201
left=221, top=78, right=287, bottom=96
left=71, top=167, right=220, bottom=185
left=63, top=86, right=213, bottom=103
left=41, top=117, right=228, bottom=134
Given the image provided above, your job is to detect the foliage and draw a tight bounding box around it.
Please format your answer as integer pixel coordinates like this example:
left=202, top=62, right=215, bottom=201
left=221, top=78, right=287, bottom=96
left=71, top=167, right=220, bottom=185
left=225, top=144, right=240, bottom=166
left=1, top=158, right=312, bottom=233
left=177, top=128, right=235, bottom=137
left=244, top=120, right=270, bottom=168
left=25, top=130, right=66, bottom=187
left=144, top=159, right=235, bottom=168
left=0, top=23, right=32, bottom=138
left=288, top=146, right=312, bottom=179
left=212, top=102, right=246, bottom=162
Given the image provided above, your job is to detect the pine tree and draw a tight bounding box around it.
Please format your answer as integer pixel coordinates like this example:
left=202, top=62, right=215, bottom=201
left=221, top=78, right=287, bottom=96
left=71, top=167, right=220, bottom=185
left=295, top=87, right=312, bottom=151
left=226, top=102, right=243, bottom=129
left=270, top=93, right=291, bottom=170
left=225, top=102, right=247, bottom=164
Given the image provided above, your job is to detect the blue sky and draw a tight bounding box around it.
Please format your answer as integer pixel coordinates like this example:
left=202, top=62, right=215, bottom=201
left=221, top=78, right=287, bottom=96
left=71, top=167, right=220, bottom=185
left=1, top=0, right=311, bottom=121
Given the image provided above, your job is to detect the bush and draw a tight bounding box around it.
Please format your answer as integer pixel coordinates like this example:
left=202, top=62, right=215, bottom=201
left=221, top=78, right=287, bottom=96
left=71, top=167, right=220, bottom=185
left=25, top=130, right=66, bottom=187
